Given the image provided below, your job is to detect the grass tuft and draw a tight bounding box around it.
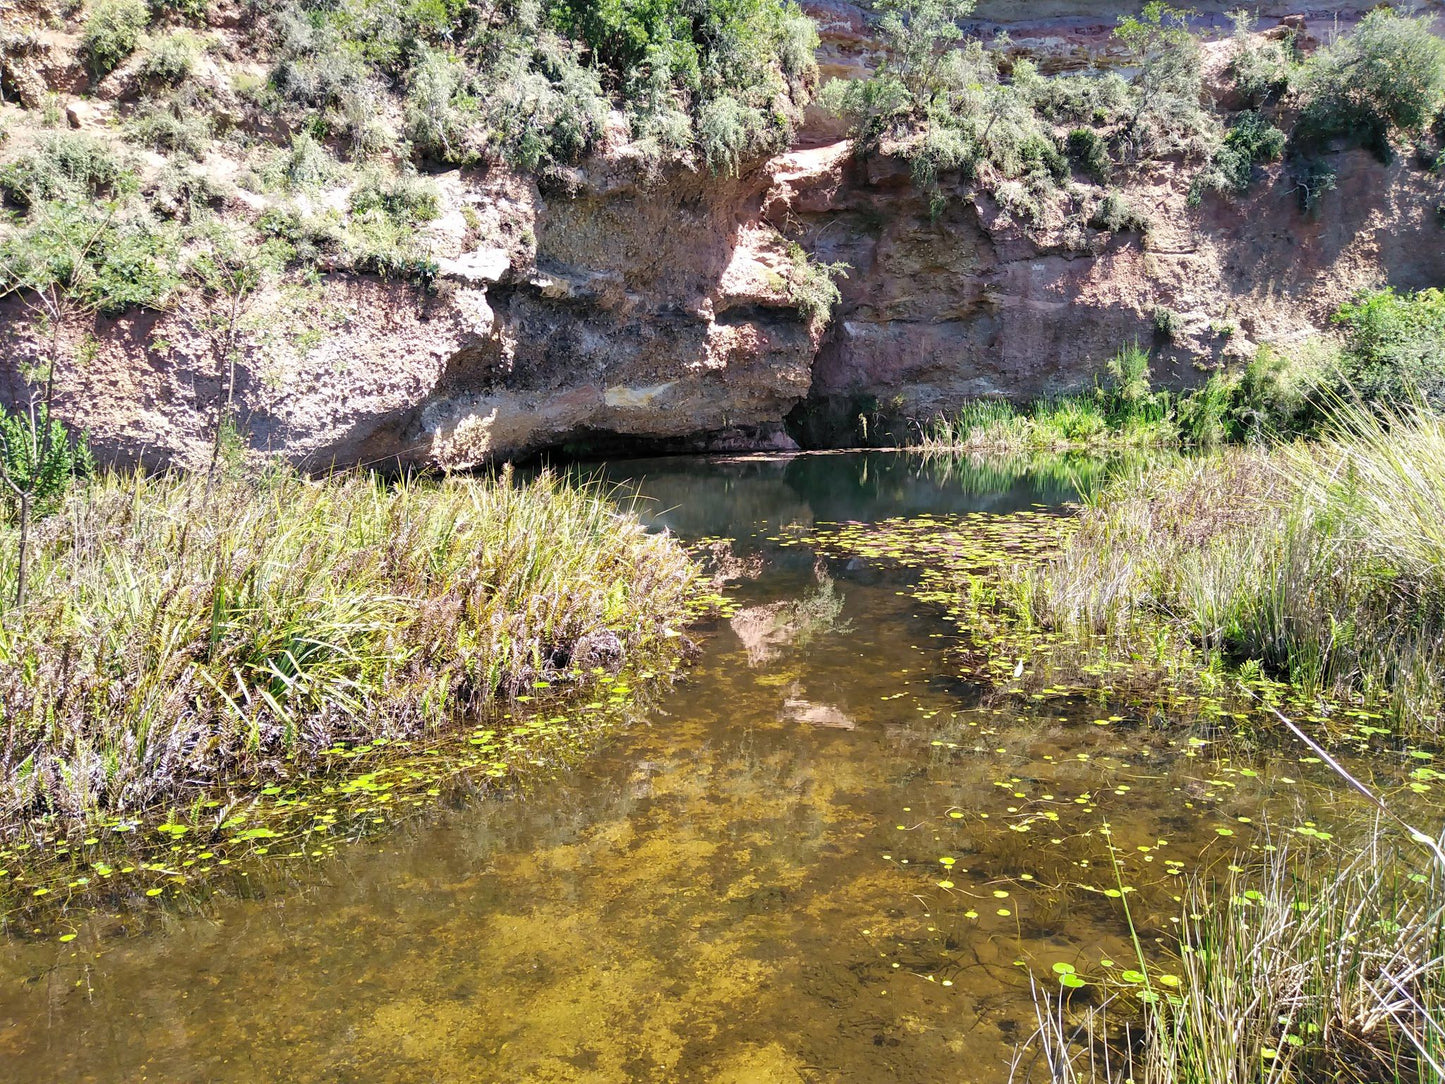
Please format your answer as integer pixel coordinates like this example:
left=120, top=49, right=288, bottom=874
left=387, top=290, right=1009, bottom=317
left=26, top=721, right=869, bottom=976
left=1013, top=833, right=1445, bottom=1083
left=0, top=466, right=695, bottom=827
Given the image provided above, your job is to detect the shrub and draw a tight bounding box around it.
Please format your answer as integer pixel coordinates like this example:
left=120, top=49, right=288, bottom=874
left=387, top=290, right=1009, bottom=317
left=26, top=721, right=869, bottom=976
left=150, top=160, right=228, bottom=219
left=150, top=0, right=208, bottom=22
left=403, top=47, right=479, bottom=163
left=269, top=132, right=342, bottom=190
left=629, top=96, right=696, bottom=173
left=0, top=198, right=182, bottom=313
left=1115, top=2, right=1213, bottom=157
left=135, top=28, right=201, bottom=86
left=81, top=0, right=150, bottom=80
left=1034, top=71, right=1131, bottom=126
left=1226, top=341, right=1328, bottom=439
left=1175, top=368, right=1234, bottom=445
left=992, top=178, right=1044, bottom=223
left=256, top=203, right=344, bottom=266
left=818, top=70, right=911, bottom=147
left=1291, top=157, right=1337, bottom=213
left=783, top=242, right=848, bottom=329
left=489, top=35, right=610, bottom=171
left=1294, top=9, right=1445, bottom=153
left=369, top=0, right=816, bottom=174
left=549, top=0, right=817, bottom=104
left=336, top=80, right=394, bottom=158
left=349, top=168, right=440, bottom=225
left=343, top=210, right=438, bottom=285
left=1100, top=340, right=1162, bottom=422
left=823, top=0, right=976, bottom=144
left=908, top=123, right=975, bottom=197
left=0, top=131, right=130, bottom=207
left=86, top=214, right=184, bottom=312
left=1333, top=287, right=1445, bottom=407
left=1089, top=189, right=1150, bottom=233
left=1018, top=131, right=1068, bottom=183
left=1189, top=110, right=1285, bottom=204
left=124, top=95, right=214, bottom=157
left=697, top=93, right=766, bottom=175
left=872, top=0, right=974, bottom=108
left=1228, top=9, right=1293, bottom=106
left=269, top=7, right=374, bottom=111
left=1065, top=126, right=1111, bottom=182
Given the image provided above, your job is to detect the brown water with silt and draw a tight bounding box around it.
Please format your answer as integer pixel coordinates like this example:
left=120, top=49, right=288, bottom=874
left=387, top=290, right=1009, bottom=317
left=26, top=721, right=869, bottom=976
left=0, top=453, right=1398, bottom=1082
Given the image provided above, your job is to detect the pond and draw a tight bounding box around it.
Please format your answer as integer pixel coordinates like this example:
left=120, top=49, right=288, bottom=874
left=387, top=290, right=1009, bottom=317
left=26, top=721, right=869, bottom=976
left=0, top=452, right=1394, bottom=1082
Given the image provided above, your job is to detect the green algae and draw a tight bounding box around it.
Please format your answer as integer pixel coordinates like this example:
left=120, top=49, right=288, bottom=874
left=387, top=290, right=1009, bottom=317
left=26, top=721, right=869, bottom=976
left=0, top=656, right=688, bottom=937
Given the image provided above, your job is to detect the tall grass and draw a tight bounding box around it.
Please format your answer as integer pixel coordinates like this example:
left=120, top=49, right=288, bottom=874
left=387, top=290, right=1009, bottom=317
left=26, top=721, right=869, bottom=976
left=0, top=467, right=695, bottom=827
left=1009, top=404, right=1445, bottom=738
left=922, top=395, right=1177, bottom=454
left=1012, top=832, right=1445, bottom=1083
left=923, top=342, right=1332, bottom=456
left=922, top=346, right=1183, bottom=454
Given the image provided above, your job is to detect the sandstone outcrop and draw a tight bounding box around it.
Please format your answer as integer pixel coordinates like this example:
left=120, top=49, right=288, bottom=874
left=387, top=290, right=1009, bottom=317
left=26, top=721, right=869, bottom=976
left=4, top=5, right=1444, bottom=466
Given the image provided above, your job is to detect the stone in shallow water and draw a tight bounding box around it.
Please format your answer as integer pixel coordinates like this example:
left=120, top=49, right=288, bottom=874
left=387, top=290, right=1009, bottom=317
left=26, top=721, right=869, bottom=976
left=783, top=695, right=856, bottom=730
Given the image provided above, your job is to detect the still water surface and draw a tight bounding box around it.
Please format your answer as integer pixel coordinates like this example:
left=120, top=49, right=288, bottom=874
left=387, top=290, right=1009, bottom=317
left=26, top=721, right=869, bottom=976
left=0, top=453, right=1373, bottom=1082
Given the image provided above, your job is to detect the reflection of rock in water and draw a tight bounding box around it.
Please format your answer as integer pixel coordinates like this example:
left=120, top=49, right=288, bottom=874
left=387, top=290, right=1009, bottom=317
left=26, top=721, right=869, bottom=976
left=728, top=570, right=850, bottom=667
left=782, top=694, right=856, bottom=730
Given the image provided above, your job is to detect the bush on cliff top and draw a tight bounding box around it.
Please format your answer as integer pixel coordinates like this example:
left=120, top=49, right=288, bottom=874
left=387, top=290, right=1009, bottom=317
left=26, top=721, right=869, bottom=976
left=270, top=0, right=817, bottom=173
left=1293, top=8, right=1445, bottom=154
left=823, top=0, right=1214, bottom=220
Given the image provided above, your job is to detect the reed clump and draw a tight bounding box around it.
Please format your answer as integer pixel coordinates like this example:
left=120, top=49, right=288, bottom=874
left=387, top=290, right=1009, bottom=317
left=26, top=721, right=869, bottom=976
left=1015, top=833, right=1445, bottom=1083
left=0, top=467, right=696, bottom=827
left=1008, top=404, right=1445, bottom=740
left=921, top=346, right=1182, bottom=455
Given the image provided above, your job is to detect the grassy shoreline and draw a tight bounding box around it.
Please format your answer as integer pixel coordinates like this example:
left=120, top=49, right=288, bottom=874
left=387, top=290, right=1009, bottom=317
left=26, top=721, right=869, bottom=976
left=906, top=423, right=1445, bottom=1083
left=0, top=466, right=698, bottom=833
left=975, top=407, right=1445, bottom=743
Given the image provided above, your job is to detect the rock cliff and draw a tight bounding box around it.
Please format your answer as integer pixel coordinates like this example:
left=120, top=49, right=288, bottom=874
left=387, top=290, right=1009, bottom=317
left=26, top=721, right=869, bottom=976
left=3, top=2, right=1444, bottom=466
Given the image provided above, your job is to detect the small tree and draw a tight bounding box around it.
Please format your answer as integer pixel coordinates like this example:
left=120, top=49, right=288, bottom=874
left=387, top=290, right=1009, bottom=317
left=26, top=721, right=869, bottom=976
left=186, top=224, right=267, bottom=497
left=875, top=0, right=976, bottom=110
left=822, top=0, right=976, bottom=136
left=0, top=401, right=95, bottom=517
left=0, top=201, right=110, bottom=607
left=1115, top=2, right=1209, bottom=157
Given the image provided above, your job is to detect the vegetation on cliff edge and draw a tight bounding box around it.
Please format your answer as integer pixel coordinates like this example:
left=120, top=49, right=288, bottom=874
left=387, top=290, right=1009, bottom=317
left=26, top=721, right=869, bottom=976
left=825, top=2, right=1445, bottom=229
left=0, top=0, right=819, bottom=304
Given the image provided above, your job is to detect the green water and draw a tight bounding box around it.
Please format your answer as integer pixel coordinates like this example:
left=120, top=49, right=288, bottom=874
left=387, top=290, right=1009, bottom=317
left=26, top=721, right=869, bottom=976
left=0, top=452, right=1388, bottom=1082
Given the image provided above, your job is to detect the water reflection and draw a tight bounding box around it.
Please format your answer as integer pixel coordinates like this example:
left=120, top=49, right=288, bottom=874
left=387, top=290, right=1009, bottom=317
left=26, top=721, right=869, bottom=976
left=581, top=450, right=1098, bottom=541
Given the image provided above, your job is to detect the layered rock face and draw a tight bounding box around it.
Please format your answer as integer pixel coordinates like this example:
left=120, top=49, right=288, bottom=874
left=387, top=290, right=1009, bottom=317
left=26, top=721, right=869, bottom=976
left=4, top=5, right=1445, bottom=467
left=774, top=140, right=1445, bottom=445
left=1, top=162, right=823, bottom=469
